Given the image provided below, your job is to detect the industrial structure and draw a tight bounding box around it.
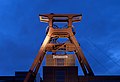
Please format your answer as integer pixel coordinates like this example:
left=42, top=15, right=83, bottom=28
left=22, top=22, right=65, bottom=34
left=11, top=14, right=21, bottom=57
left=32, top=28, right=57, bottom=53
left=24, top=13, right=94, bottom=82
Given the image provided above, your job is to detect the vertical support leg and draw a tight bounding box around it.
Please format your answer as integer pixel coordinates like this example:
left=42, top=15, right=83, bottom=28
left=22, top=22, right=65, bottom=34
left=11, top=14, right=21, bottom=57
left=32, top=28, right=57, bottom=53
left=69, top=35, right=94, bottom=76
left=24, top=35, right=51, bottom=82
left=76, top=53, right=88, bottom=75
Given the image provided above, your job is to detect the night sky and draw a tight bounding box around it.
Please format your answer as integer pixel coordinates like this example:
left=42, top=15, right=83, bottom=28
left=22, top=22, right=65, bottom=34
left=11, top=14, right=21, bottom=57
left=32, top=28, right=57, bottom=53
left=0, top=0, right=120, bottom=77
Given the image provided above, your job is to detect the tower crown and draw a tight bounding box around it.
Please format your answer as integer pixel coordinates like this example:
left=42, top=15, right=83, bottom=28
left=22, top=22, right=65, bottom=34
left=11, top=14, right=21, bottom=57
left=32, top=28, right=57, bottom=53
left=39, top=14, right=82, bottom=22
left=39, top=14, right=82, bottom=35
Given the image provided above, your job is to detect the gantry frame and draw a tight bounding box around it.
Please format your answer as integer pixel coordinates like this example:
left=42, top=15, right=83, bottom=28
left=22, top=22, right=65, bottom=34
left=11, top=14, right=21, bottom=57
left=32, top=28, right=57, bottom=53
left=24, top=13, right=94, bottom=82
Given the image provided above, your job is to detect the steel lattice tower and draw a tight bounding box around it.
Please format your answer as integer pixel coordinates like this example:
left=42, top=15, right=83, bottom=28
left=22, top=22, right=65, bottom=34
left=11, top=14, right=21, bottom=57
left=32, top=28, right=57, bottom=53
left=24, top=13, right=94, bottom=82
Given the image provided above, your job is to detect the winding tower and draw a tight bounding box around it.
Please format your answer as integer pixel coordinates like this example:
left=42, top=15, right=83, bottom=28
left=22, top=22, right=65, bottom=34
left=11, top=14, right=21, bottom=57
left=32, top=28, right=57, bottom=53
left=24, top=13, right=94, bottom=82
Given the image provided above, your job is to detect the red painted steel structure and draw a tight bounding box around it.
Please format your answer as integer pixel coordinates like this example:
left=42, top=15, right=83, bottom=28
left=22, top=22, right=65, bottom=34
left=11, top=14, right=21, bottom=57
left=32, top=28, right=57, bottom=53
left=24, top=14, right=94, bottom=82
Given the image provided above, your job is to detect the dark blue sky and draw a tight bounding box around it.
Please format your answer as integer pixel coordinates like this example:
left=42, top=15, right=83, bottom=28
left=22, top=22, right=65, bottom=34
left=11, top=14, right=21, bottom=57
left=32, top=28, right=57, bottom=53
left=0, top=0, right=120, bottom=76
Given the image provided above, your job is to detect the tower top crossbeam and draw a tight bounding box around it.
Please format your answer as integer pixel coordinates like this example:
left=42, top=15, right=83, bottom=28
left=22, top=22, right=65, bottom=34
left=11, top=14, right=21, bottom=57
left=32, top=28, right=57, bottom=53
left=39, top=13, right=82, bottom=22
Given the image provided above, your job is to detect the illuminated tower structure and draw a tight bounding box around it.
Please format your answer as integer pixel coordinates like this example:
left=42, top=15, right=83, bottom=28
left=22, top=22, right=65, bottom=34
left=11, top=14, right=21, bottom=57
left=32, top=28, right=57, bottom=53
left=24, top=14, right=94, bottom=82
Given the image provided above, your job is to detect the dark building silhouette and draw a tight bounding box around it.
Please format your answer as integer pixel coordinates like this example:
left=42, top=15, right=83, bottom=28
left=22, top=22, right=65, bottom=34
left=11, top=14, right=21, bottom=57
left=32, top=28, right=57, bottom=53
left=0, top=72, right=42, bottom=82
left=1, top=71, right=120, bottom=82
left=78, top=76, right=120, bottom=82
left=43, top=66, right=78, bottom=82
left=0, top=76, right=15, bottom=82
